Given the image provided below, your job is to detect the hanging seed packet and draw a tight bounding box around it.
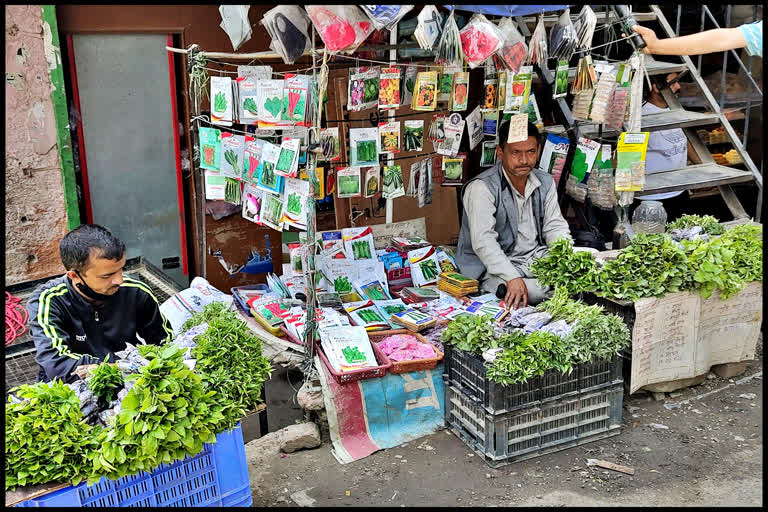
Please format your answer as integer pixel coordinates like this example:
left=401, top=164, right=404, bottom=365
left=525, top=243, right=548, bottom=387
left=237, top=65, right=272, bottom=79
left=553, top=60, right=570, bottom=99
left=242, top=137, right=265, bottom=183
left=482, top=111, right=498, bottom=136
left=382, top=164, right=405, bottom=199
left=482, top=78, right=498, bottom=112
left=403, top=120, right=424, bottom=152
left=524, top=94, right=543, bottom=128
left=343, top=226, right=376, bottom=261
left=438, top=65, right=459, bottom=103
left=571, top=137, right=601, bottom=183
left=412, top=71, right=438, bottom=111
left=615, top=132, right=649, bottom=192
left=281, top=74, right=310, bottom=124
left=406, top=162, right=418, bottom=197
left=378, top=121, right=401, bottom=155
left=540, top=134, right=570, bottom=186
left=441, top=156, right=465, bottom=186
left=220, top=133, right=245, bottom=179
left=257, top=79, right=285, bottom=129
left=257, top=141, right=285, bottom=194
left=428, top=114, right=446, bottom=144
left=504, top=66, right=533, bottom=113
left=363, top=166, right=380, bottom=198
left=465, top=106, right=483, bottom=151
left=237, top=77, right=260, bottom=124
left=319, top=127, right=341, bottom=162
left=275, top=138, right=300, bottom=178
left=401, top=65, right=418, bottom=106
left=437, top=112, right=464, bottom=157
left=210, top=76, right=233, bottom=126
left=299, top=165, right=325, bottom=199
left=204, top=171, right=227, bottom=200
left=480, top=140, right=498, bottom=167
left=348, top=67, right=380, bottom=112
left=497, top=70, right=507, bottom=112
left=414, top=161, right=427, bottom=208
left=378, top=67, right=401, bottom=110
left=350, top=127, right=380, bottom=166
left=424, top=157, right=435, bottom=206
left=242, top=183, right=263, bottom=224
left=408, top=246, right=440, bottom=286
left=449, top=71, right=470, bottom=111
left=281, top=177, right=309, bottom=229
left=336, top=166, right=362, bottom=198
left=260, top=191, right=285, bottom=231
left=199, top=127, right=222, bottom=171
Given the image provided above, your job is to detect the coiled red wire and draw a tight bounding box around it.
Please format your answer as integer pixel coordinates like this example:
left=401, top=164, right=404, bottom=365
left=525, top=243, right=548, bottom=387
left=6, top=292, right=28, bottom=346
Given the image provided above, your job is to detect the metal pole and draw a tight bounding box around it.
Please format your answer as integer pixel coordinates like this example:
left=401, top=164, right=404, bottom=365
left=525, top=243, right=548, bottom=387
left=384, top=25, right=397, bottom=224
left=718, top=6, right=731, bottom=110
left=675, top=5, right=681, bottom=36
left=697, top=8, right=705, bottom=75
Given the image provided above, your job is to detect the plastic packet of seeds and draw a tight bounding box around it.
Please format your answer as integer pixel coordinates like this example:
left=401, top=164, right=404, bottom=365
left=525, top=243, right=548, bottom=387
left=495, top=17, right=527, bottom=73
left=262, top=6, right=311, bottom=64
left=572, top=5, right=597, bottom=51
left=435, top=11, right=463, bottom=67
left=527, top=12, right=548, bottom=65
left=306, top=5, right=373, bottom=55
left=360, top=5, right=414, bottom=31
left=550, top=8, right=578, bottom=61
left=459, top=13, right=504, bottom=69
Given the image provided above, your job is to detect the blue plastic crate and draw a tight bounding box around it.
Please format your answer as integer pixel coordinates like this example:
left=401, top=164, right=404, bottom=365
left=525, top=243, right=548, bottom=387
left=16, top=424, right=251, bottom=507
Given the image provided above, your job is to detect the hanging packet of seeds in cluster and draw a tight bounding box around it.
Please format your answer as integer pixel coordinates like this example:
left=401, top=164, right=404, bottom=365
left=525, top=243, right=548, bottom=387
left=260, top=191, right=285, bottom=231
left=275, top=137, right=300, bottom=177
left=342, top=226, right=376, bottom=260
left=257, top=79, right=285, bottom=129
left=553, top=60, right=570, bottom=99
left=257, top=141, right=285, bottom=194
left=414, top=161, right=427, bottom=207
left=319, top=127, right=341, bottom=162
left=539, top=134, right=570, bottom=186
left=497, top=70, right=507, bottom=112
left=438, top=65, right=459, bottom=103
left=408, top=245, right=440, bottom=286
left=199, top=127, right=222, bottom=171
left=363, top=166, right=380, bottom=198
left=527, top=12, right=548, bottom=66
left=465, top=106, right=483, bottom=151
left=349, top=127, right=380, bottom=166
left=281, top=74, right=309, bottom=125
left=428, top=114, right=446, bottom=145
left=435, top=10, right=463, bottom=67
left=382, top=164, right=405, bottom=199
left=336, top=166, right=362, bottom=198
left=378, top=121, right=401, bottom=155
left=411, top=71, right=439, bottom=111
left=354, top=278, right=392, bottom=302
left=570, top=136, right=600, bottom=183
left=406, top=161, right=418, bottom=197
left=299, top=165, right=325, bottom=199
left=210, top=76, right=233, bottom=126
left=401, top=65, right=418, bottom=106
left=348, top=67, right=380, bottom=111
left=459, top=13, right=504, bottom=69
left=242, top=183, right=263, bottom=224
left=441, top=156, right=465, bottom=186
left=204, top=171, right=226, bottom=200
left=238, top=65, right=272, bottom=79
left=615, top=132, right=649, bottom=192
left=378, top=66, right=401, bottom=110
left=480, top=140, right=498, bottom=167
left=523, top=94, right=543, bottom=128
left=403, top=120, right=424, bottom=152
left=449, top=71, right=469, bottom=112
left=482, top=111, right=498, bottom=136
left=281, top=177, right=309, bottom=229
left=437, top=112, right=464, bottom=157
left=495, top=17, right=527, bottom=73
left=220, top=133, right=245, bottom=179
left=237, top=77, right=260, bottom=124
left=482, top=77, right=498, bottom=112
left=504, top=66, right=533, bottom=113
left=550, top=8, right=578, bottom=61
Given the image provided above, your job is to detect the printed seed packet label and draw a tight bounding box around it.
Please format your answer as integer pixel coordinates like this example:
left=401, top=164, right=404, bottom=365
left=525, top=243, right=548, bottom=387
left=378, top=67, right=401, bottom=110
left=403, top=120, right=424, bottom=152
left=363, top=166, right=380, bottom=198
left=441, top=156, right=465, bottom=186
left=553, top=60, right=569, bottom=99
left=482, top=78, right=498, bottom=111
left=275, top=138, right=300, bottom=178
left=378, top=121, right=401, bottom=155
left=497, top=70, right=507, bottom=111
left=466, top=300, right=507, bottom=321
left=256, top=79, right=285, bottom=128
left=242, top=137, right=264, bottom=183
left=438, top=65, right=459, bottom=103
left=382, top=165, right=405, bottom=199
left=355, top=279, right=392, bottom=301
left=412, top=71, right=439, bottom=111
left=571, top=137, right=601, bottom=183
left=220, top=133, right=245, bottom=179
left=299, top=166, right=325, bottom=199
left=348, top=67, right=380, bottom=112
left=482, top=111, right=499, bottom=136
left=260, top=191, right=285, bottom=231
left=204, top=171, right=227, bottom=200
left=320, top=230, right=346, bottom=259
left=480, top=140, right=498, bottom=167
left=401, top=65, right=418, bottom=106
left=319, top=127, right=341, bottom=162
left=437, top=112, right=464, bottom=157
left=408, top=245, right=440, bottom=287
left=242, top=183, right=263, bottom=224
left=392, top=309, right=434, bottom=326
left=450, top=71, right=470, bottom=111
left=210, top=76, right=233, bottom=126
left=257, top=141, right=285, bottom=194
left=506, top=113, right=529, bottom=144
left=237, top=77, right=260, bottom=124
left=505, top=66, right=533, bottom=113
left=373, top=299, right=408, bottom=324
left=281, top=177, right=310, bottom=229
left=281, top=73, right=310, bottom=124
left=342, top=227, right=376, bottom=261
left=465, top=106, right=483, bottom=151
left=350, top=127, right=380, bottom=167
left=237, top=65, right=272, bottom=79
left=616, top=132, right=650, bottom=192
left=199, top=127, right=222, bottom=171
left=336, top=166, right=362, bottom=198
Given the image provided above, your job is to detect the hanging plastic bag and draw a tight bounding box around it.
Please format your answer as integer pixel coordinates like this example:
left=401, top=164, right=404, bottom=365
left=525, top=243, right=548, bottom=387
left=572, top=5, right=597, bottom=51
left=360, top=5, right=414, bottom=31
left=549, top=8, right=578, bottom=61
left=527, top=13, right=548, bottom=65
left=494, top=18, right=527, bottom=73
left=435, top=10, right=463, bottom=67
left=414, top=5, right=443, bottom=50
left=305, top=5, right=373, bottom=54
left=262, top=6, right=311, bottom=64
left=459, top=13, right=504, bottom=69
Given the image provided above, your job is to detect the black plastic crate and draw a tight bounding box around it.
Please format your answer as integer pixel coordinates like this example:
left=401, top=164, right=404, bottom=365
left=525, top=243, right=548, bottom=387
left=446, top=383, right=623, bottom=468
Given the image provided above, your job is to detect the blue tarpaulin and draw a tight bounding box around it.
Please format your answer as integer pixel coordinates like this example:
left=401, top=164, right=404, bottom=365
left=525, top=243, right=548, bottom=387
left=444, top=5, right=569, bottom=17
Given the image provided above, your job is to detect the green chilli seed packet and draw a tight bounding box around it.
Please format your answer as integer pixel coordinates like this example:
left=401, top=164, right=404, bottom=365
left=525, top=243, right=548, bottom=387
left=199, top=127, right=222, bottom=171
left=220, top=133, right=245, bottom=179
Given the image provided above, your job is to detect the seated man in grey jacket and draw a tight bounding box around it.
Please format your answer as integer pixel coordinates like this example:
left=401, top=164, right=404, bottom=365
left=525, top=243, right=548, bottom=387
left=456, top=120, right=572, bottom=309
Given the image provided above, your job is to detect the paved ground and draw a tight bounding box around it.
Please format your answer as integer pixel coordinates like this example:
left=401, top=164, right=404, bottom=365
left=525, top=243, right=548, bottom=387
left=245, top=354, right=763, bottom=507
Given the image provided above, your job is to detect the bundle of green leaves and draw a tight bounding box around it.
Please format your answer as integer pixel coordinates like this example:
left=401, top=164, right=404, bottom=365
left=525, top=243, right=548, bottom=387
left=90, top=344, right=225, bottom=484
left=564, top=313, right=630, bottom=364
left=722, top=223, right=762, bottom=283
left=6, top=381, right=102, bottom=490
left=595, top=233, right=694, bottom=301
left=531, top=238, right=598, bottom=295
left=88, top=359, right=124, bottom=405
left=180, top=301, right=231, bottom=333
left=667, top=214, right=725, bottom=235
left=440, top=313, right=498, bottom=354
left=486, top=330, right=574, bottom=385
left=536, top=285, right=604, bottom=322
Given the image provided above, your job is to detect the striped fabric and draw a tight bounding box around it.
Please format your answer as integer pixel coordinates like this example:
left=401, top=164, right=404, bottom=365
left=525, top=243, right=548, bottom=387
left=36, top=283, right=81, bottom=360
left=121, top=276, right=174, bottom=343
left=738, top=20, right=763, bottom=58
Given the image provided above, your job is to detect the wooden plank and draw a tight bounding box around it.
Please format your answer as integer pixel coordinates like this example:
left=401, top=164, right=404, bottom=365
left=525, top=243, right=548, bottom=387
left=642, top=163, right=754, bottom=194
left=586, top=459, right=636, bottom=475
left=718, top=185, right=749, bottom=220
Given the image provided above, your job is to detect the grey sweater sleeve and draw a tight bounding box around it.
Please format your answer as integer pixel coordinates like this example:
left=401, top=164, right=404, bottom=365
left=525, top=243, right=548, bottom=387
left=541, top=181, right=572, bottom=246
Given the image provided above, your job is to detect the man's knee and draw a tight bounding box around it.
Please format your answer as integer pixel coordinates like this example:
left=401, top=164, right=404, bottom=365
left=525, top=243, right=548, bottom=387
left=524, top=279, right=551, bottom=305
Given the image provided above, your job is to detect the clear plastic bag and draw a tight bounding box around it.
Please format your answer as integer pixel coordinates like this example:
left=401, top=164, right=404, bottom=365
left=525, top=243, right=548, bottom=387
left=262, top=6, right=312, bottom=64
left=360, top=5, right=414, bottom=31
left=435, top=10, right=463, bottom=67
left=495, top=17, right=527, bottom=73
left=550, top=8, right=578, bottom=61
left=305, top=5, right=373, bottom=54
left=572, top=5, right=597, bottom=51
left=527, top=13, right=548, bottom=65
left=459, top=13, right=504, bottom=69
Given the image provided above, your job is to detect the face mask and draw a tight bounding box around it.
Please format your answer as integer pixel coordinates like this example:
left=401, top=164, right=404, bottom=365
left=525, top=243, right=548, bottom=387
left=74, top=270, right=115, bottom=302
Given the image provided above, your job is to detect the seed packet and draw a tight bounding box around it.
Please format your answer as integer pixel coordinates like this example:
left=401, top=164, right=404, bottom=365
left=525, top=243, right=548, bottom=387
left=437, top=112, right=464, bottom=157
left=553, top=60, right=570, bottom=99
left=540, top=134, right=570, bottom=186
left=441, top=156, right=465, bottom=186
left=382, top=165, right=405, bottom=199
left=449, top=71, right=469, bottom=111
left=319, top=127, right=341, bottom=162
left=572, top=88, right=594, bottom=121
left=260, top=191, right=285, bottom=231
left=220, top=133, right=245, bottom=179
left=347, top=304, right=389, bottom=332
left=373, top=299, right=409, bottom=326
left=261, top=5, right=312, bottom=64
left=466, top=300, right=508, bottom=321
left=343, top=226, right=376, bottom=260
left=590, top=71, right=617, bottom=124
left=411, top=71, right=438, bottom=111
left=408, top=246, right=440, bottom=286
left=237, top=77, right=260, bottom=124
left=403, top=120, right=424, bottom=152
left=435, top=10, right=463, bottom=67
left=465, top=106, right=483, bottom=151
left=336, top=166, right=362, bottom=198
left=482, top=78, right=498, bottom=112
left=571, top=136, right=601, bottom=183
left=482, top=112, right=498, bottom=136
left=305, top=5, right=373, bottom=55
left=524, top=94, right=543, bottom=128
left=348, top=67, right=380, bottom=111
left=210, top=76, right=233, bottom=126
left=504, top=66, right=533, bottom=113
left=378, top=121, right=401, bottom=155
left=242, top=183, right=263, bottom=224
left=496, top=17, right=527, bottom=73
left=257, top=79, right=285, bottom=129
left=204, top=171, right=226, bottom=200
left=363, top=166, right=380, bottom=198
left=199, top=127, right=222, bottom=171
left=275, top=138, right=300, bottom=178
left=438, top=65, right=459, bottom=103
left=282, top=177, right=309, bottom=229
left=237, top=65, right=272, bottom=79
left=349, top=127, right=380, bottom=166
left=298, top=165, right=325, bottom=199
left=437, top=248, right=458, bottom=274
left=480, top=140, right=498, bottom=167
left=281, top=74, right=310, bottom=125
left=428, top=114, right=446, bottom=144
left=400, top=65, right=418, bottom=107
left=497, top=71, right=507, bottom=112
left=354, top=278, right=392, bottom=301
left=378, top=67, right=400, bottom=110
left=242, top=137, right=265, bottom=183
left=257, top=141, right=285, bottom=194
left=615, top=132, right=649, bottom=192
left=605, top=86, right=629, bottom=132
left=459, top=13, right=504, bottom=69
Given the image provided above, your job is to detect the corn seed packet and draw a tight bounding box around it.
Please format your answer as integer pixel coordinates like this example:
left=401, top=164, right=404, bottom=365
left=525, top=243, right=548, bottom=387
left=199, top=127, right=222, bottom=171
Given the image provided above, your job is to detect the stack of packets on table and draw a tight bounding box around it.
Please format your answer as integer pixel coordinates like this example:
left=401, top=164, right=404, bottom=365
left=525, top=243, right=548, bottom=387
left=466, top=299, right=509, bottom=322
left=320, top=326, right=379, bottom=374
left=282, top=306, right=350, bottom=344
left=400, top=286, right=441, bottom=304
left=390, top=308, right=437, bottom=332
left=437, top=272, right=479, bottom=297
left=344, top=300, right=390, bottom=332
left=375, top=333, right=437, bottom=362
left=248, top=297, right=298, bottom=335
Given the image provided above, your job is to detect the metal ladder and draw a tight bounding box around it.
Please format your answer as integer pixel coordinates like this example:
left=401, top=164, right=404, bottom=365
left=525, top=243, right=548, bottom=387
left=516, top=6, right=763, bottom=221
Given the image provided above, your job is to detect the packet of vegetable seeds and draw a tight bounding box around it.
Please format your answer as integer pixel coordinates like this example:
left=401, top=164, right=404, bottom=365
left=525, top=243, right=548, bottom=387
left=496, top=17, right=527, bottom=73
left=572, top=88, right=594, bottom=121
left=539, top=134, right=570, bottom=186
left=348, top=67, right=380, bottom=111
left=199, top=127, right=222, bottom=171
left=449, top=71, right=469, bottom=112
left=441, top=155, right=466, bottom=186
left=237, top=77, right=260, bottom=124
left=428, top=114, right=446, bottom=144
left=256, top=141, right=285, bottom=194
left=527, top=13, right=548, bottom=66
left=589, top=71, right=617, bottom=124
left=408, top=246, right=440, bottom=286
left=305, top=5, right=373, bottom=54
left=320, top=230, right=346, bottom=259
left=275, top=138, right=300, bottom=178
left=482, top=77, right=498, bottom=112
left=298, top=165, right=325, bottom=199
left=411, top=71, right=438, bottom=111
left=459, top=13, right=504, bottom=69
left=336, top=167, right=362, bottom=198
left=204, top=171, right=226, bottom=200
left=342, top=226, right=376, bottom=261
left=403, top=120, right=424, bottom=152
left=571, top=136, right=600, bottom=183
left=615, top=132, right=649, bottom=192
left=482, top=111, right=498, bottom=136
left=550, top=8, right=578, bottom=61
left=382, top=164, right=405, bottom=199
left=504, top=66, right=533, bottom=113
left=401, top=65, right=418, bottom=106
left=480, top=140, right=498, bottom=167
left=257, top=79, right=285, bottom=129
left=281, top=177, right=309, bottom=229
left=437, top=112, right=464, bottom=157
left=497, top=70, right=507, bottom=112
left=363, top=166, right=380, bottom=198
left=354, top=278, right=392, bottom=301
left=465, top=106, right=483, bottom=151
left=260, top=191, right=285, bottom=231
left=553, top=60, right=570, bottom=99
left=350, top=127, right=380, bottom=166
left=220, top=133, right=245, bottom=179
left=378, top=121, right=401, bottom=155
left=210, top=76, right=233, bottom=126
left=378, top=67, right=401, bottom=110
left=436, top=248, right=458, bottom=274
left=605, top=87, right=629, bottom=132
left=281, top=74, right=309, bottom=125
left=242, top=183, right=263, bottom=224
left=506, top=113, right=529, bottom=144
left=438, top=65, right=459, bottom=103
left=319, top=127, right=341, bottom=162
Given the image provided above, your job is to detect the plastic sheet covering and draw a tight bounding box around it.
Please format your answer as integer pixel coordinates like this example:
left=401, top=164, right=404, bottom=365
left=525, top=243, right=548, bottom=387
left=444, top=5, right=568, bottom=17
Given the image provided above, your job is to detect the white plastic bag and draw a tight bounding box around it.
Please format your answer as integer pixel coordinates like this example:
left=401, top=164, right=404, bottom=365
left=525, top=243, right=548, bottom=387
left=159, top=277, right=233, bottom=335
left=572, top=5, right=597, bottom=51
left=527, top=12, right=548, bottom=65
left=550, top=8, right=578, bottom=61
left=435, top=10, right=463, bottom=67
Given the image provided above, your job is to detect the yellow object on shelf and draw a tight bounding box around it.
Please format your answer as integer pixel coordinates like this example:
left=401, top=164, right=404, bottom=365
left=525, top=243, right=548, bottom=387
left=250, top=307, right=286, bottom=336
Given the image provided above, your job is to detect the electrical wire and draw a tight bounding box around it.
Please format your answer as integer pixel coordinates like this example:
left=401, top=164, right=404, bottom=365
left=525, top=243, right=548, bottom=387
left=6, top=292, right=28, bottom=346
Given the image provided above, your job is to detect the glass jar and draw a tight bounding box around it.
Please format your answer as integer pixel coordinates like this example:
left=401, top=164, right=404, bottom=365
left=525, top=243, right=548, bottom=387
left=632, top=200, right=668, bottom=234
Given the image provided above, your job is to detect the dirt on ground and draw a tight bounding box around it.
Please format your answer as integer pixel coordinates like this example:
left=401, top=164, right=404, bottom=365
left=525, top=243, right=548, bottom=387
left=245, top=355, right=763, bottom=507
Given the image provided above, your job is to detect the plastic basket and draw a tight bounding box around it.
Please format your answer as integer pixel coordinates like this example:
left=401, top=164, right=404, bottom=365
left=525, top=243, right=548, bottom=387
left=446, top=383, right=623, bottom=468
left=316, top=339, right=392, bottom=385
left=16, top=424, right=251, bottom=507
left=231, top=285, right=270, bottom=317
left=368, top=329, right=444, bottom=374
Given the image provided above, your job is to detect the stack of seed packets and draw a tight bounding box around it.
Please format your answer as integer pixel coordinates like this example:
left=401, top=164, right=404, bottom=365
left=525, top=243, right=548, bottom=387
left=589, top=72, right=617, bottom=124
left=572, top=88, right=594, bottom=121
left=390, top=308, right=437, bottom=332
left=400, top=286, right=440, bottom=303
left=466, top=300, right=509, bottom=322
left=320, top=326, right=379, bottom=373
left=437, top=272, right=479, bottom=298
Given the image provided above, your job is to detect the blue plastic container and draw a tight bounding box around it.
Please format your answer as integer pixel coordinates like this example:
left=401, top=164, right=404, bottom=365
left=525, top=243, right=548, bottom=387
left=16, top=424, right=252, bottom=507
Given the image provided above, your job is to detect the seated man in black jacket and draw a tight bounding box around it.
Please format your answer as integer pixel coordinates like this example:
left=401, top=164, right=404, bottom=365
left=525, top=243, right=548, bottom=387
left=27, top=224, right=172, bottom=383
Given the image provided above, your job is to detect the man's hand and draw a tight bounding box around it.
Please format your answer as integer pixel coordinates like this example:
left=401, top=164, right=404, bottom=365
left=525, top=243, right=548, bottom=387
left=504, top=278, right=528, bottom=310
left=73, top=364, right=98, bottom=380
left=630, top=25, right=658, bottom=54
